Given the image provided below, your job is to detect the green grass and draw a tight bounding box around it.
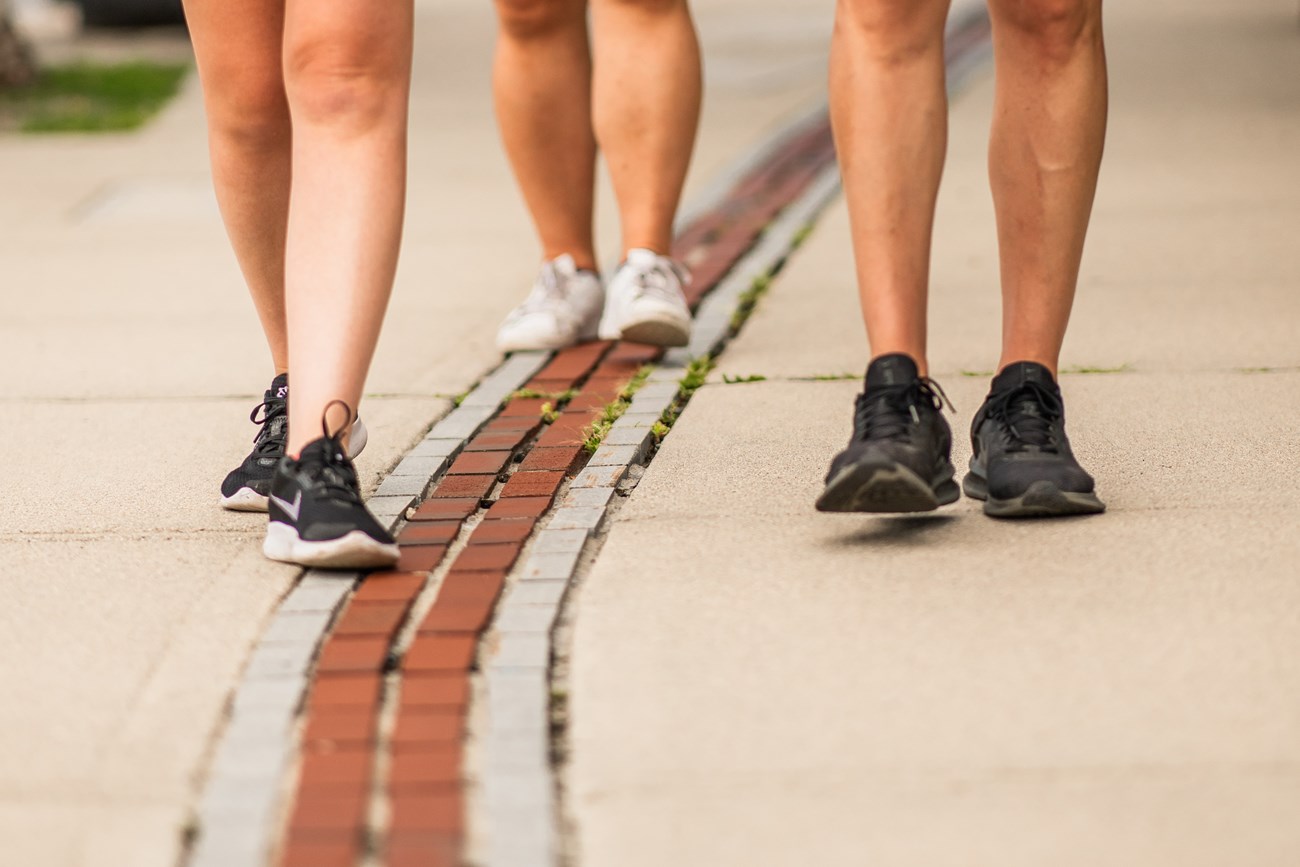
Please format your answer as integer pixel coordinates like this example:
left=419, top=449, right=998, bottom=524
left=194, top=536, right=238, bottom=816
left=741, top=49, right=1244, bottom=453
left=656, top=356, right=715, bottom=431
left=790, top=222, right=816, bottom=249
left=721, top=374, right=767, bottom=384
left=510, top=387, right=577, bottom=403
left=729, top=274, right=773, bottom=331
left=799, top=372, right=858, bottom=382
left=678, top=356, right=714, bottom=395
left=1, top=62, right=188, bottom=133
left=1061, top=363, right=1132, bottom=375
left=581, top=365, right=654, bottom=453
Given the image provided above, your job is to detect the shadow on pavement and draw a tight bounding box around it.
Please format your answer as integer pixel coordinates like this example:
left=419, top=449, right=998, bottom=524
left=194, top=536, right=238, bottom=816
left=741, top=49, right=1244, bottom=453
left=824, top=514, right=962, bottom=548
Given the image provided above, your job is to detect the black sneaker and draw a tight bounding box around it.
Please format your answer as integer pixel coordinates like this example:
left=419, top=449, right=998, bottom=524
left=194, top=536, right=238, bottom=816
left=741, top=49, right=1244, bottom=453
left=263, top=403, right=398, bottom=569
left=220, top=374, right=290, bottom=511
left=963, top=361, right=1105, bottom=518
left=221, top=374, right=370, bottom=512
left=816, top=353, right=959, bottom=513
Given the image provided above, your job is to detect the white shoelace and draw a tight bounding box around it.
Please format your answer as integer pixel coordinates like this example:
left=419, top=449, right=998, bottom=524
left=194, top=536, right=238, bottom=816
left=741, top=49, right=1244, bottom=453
left=511, top=263, right=567, bottom=318
left=629, top=259, right=690, bottom=304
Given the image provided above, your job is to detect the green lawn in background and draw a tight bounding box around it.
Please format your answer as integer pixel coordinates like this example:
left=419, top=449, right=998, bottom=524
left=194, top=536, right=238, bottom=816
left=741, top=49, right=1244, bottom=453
left=0, top=61, right=188, bottom=133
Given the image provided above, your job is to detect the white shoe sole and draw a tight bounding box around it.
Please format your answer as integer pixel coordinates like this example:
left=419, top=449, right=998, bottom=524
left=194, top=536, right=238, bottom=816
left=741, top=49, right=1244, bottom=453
left=497, top=317, right=601, bottom=353
left=263, top=522, right=400, bottom=569
left=220, top=419, right=369, bottom=513
left=601, top=312, right=692, bottom=347
left=219, top=487, right=268, bottom=512
left=348, top=418, right=368, bottom=459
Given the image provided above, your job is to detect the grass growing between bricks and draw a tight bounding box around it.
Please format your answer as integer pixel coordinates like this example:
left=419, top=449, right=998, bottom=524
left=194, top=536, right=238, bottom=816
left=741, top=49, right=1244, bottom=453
left=0, top=62, right=188, bottom=133
left=581, top=365, right=654, bottom=452
left=511, top=387, right=577, bottom=423
left=729, top=274, right=773, bottom=331
left=510, top=387, right=578, bottom=403
left=652, top=356, right=716, bottom=443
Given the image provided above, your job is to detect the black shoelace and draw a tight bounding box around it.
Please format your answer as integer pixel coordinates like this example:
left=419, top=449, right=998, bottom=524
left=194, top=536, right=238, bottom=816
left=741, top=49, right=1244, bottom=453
left=986, top=381, right=1063, bottom=452
left=853, top=378, right=952, bottom=442
left=300, top=401, right=363, bottom=505
left=249, top=397, right=288, bottom=456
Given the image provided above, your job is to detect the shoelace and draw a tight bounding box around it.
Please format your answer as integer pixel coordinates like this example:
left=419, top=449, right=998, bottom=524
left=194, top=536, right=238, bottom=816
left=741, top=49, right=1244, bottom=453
left=629, top=259, right=689, bottom=304
left=853, top=377, right=952, bottom=442
left=985, top=381, right=1063, bottom=452
left=249, top=396, right=287, bottom=456
left=512, top=263, right=567, bottom=317
left=299, top=401, right=363, bottom=505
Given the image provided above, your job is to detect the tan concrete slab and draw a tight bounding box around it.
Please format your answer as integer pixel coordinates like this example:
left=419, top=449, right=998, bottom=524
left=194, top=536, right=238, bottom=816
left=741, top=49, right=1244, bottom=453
left=0, top=396, right=445, bottom=535
left=0, top=539, right=279, bottom=865
left=567, top=0, right=1300, bottom=864
left=0, top=802, right=183, bottom=867
left=596, top=373, right=1300, bottom=520
left=576, top=771, right=1300, bottom=867
left=569, top=379, right=1300, bottom=867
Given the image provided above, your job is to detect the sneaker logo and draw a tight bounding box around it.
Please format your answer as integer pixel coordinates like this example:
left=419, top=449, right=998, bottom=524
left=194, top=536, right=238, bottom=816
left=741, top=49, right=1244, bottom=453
left=269, top=490, right=302, bottom=521
left=276, top=386, right=288, bottom=399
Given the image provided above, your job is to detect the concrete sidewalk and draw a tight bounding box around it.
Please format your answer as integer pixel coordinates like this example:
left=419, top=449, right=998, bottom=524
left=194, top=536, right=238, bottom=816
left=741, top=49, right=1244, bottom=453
left=567, top=1, right=1300, bottom=864
left=0, top=2, right=825, bottom=865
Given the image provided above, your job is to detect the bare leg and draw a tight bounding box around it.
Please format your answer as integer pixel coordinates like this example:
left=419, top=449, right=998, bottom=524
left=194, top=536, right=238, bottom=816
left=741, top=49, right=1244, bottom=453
left=829, top=0, right=951, bottom=375
left=987, top=0, right=1107, bottom=375
left=182, top=0, right=291, bottom=374
left=590, top=0, right=702, bottom=257
left=281, top=0, right=413, bottom=454
left=493, top=0, right=598, bottom=270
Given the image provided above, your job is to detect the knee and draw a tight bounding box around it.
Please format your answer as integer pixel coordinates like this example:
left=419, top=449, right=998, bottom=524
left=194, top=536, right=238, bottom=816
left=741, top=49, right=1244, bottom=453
left=990, top=0, right=1102, bottom=61
left=834, top=0, right=947, bottom=65
left=494, top=0, right=585, bottom=40
left=284, top=34, right=409, bottom=132
left=202, top=70, right=289, bottom=150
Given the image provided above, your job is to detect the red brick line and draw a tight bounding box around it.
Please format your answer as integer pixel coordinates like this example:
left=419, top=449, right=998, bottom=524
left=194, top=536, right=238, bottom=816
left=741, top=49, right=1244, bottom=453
left=270, top=341, right=655, bottom=867
left=272, top=114, right=838, bottom=867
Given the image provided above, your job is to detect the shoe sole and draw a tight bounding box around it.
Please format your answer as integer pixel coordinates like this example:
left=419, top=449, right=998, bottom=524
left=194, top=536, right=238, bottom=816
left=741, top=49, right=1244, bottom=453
left=498, top=310, right=602, bottom=353
left=220, top=420, right=368, bottom=514
left=963, top=474, right=1106, bottom=518
left=264, top=522, right=400, bottom=569
left=816, top=459, right=959, bottom=514
left=602, top=311, right=691, bottom=347
left=619, top=319, right=691, bottom=348
left=220, top=487, right=269, bottom=512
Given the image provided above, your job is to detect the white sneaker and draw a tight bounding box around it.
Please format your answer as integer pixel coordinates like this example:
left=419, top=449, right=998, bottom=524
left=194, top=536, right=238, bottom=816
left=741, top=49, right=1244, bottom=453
left=496, top=254, right=604, bottom=352
left=598, top=248, right=692, bottom=347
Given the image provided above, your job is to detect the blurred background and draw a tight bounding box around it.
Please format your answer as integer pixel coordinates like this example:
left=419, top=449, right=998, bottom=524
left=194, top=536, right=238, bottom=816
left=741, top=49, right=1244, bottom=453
left=1, top=3, right=1298, bottom=867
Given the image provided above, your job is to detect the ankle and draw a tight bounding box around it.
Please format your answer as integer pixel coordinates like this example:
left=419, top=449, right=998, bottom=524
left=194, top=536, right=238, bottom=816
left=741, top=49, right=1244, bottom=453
left=997, top=354, right=1059, bottom=378
left=543, top=249, right=598, bottom=272
left=868, top=349, right=928, bottom=378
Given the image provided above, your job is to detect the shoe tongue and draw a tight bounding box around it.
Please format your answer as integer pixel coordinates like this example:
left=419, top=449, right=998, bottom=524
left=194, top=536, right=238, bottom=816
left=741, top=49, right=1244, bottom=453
left=298, top=434, right=345, bottom=466
left=549, top=253, right=578, bottom=277
left=269, top=373, right=289, bottom=400
left=624, top=248, right=660, bottom=269
left=865, top=353, right=920, bottom=390
left=991, top=361, right=1058, bottom=396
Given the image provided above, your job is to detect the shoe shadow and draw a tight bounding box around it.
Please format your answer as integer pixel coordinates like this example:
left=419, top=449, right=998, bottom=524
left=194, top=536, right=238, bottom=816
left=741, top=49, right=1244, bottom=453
left=826, top=514, right=961, bottom=549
